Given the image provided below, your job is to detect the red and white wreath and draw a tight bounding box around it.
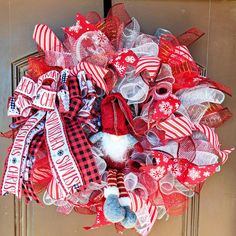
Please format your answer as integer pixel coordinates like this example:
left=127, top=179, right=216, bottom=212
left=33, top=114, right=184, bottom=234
left=0, top=3, right=233, bottom=235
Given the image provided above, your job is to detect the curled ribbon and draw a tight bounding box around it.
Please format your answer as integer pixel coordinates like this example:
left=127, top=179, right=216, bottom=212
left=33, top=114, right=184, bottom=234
left=2, top=69, right=103, bottom=200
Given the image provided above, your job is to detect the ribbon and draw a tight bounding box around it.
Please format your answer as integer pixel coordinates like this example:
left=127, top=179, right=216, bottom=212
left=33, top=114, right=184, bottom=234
left=33, top=24, right=64, bottom=53
left=1, top=111, right=45, bottom=197
left=2, top=70, right=95, bottom=200
left=110, top=49, right=139, bottom=77
left=45, top=107, right=84, bottom=198
left=135, top=56, right=161, bottom=81
left=158, top=36, right=199, bottom=91
left=84, top=202, right=112, bottom=230
left=70, top=62, right=109, bottom=94
left=177, top=27, right=205, bottom=47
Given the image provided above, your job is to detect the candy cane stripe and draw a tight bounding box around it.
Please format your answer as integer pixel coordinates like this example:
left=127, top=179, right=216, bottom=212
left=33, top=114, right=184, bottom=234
left=33, top=24, right=63, bottom=52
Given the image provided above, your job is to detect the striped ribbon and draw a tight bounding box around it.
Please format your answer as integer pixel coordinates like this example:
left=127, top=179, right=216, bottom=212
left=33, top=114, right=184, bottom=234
left=33, top=24, right=64, bottom=52
left=129, top=192, right=144, bottom=212
left=138, top=201, right=158, bottom=236
left=70, top=62, right=109, bottom=94
left=135, top=56, right=161, bottom=79
left=159, top=116, right=192, bottom=140
left=129, top=192, right=158, bottom=236
left=47, top=178, right=65, bottom=200
left=158, top=116, right=233, bottom=163
left=193, top=123, right=233, bottom=164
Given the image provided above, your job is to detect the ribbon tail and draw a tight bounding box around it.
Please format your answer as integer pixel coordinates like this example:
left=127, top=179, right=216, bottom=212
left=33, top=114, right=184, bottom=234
left=1, top=111, right=45, bottom=198
left=84, top=203, right=112, bottom=230
left=45, top=107, right=84, bottom=200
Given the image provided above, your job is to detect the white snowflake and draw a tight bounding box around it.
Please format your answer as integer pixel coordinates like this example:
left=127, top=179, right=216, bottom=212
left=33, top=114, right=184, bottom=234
left=155, top=158, right=161, bottom=165
left=158, top=101, right=173, bottom=116
left=203, top=171, right=210, bottom=177
left=92, top=31, right=108, bottom=45
left=114, top=62, right=126, bottom=74
left=149, top=166, right=166, bottom=180
left=187, top=168, right=201, bottom=180
left=69, top=21, right=82, bottom=33
left=171, top=164, right=182, bottom=177
left=125, top=56, right=136, bottom=63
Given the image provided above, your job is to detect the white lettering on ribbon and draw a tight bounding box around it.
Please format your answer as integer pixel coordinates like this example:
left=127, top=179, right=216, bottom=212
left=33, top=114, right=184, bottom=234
left=1, top=111, right=45, bottom=198
left=45, top=108, right=83, bottom=198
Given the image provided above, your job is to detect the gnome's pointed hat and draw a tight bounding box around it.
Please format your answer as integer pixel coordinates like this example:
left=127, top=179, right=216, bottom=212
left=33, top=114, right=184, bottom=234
left=101, top=93, right=134, bottom=136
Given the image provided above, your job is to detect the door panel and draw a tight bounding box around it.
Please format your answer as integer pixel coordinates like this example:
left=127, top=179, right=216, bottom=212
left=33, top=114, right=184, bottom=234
left=198, top=1, right=236, bottom=236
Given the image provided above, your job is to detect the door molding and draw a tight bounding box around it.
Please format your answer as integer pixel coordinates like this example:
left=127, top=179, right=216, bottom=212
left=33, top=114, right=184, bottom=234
left=11, top=52, right=42, bottom=236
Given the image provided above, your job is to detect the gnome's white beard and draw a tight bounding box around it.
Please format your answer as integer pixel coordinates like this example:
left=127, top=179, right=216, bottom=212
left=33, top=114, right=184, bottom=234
left=101, top=133, right=132, bottom=163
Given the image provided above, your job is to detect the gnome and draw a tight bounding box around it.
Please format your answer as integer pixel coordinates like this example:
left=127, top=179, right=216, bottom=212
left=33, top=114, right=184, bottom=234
left=90, top=93, right=137, bottom=228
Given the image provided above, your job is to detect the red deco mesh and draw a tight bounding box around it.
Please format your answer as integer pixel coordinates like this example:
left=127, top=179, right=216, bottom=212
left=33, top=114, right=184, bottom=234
left=27, top=56, right=60, bottom=81
left=106, top=3, right=131, bottom=27
left=200, top=103, right=232, bottom=128
left=162, top=192, right=188, bottom=216
left=178, top=137, right=196, bottom=163
left=158, top=37, right=200, bottom=91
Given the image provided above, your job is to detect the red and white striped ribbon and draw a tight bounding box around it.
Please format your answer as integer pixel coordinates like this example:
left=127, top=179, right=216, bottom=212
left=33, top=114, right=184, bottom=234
left=159, top=116, right=192, bottom=140
left=47, top=178, right=65, bottom=200
left=137, top=201, right=158, bottom=236
left=129, top=192, right=158, bottom=236
left=193, top=123, right=233, bottom=164
left=129, top=192, right=144, bottom=213
left=135, top=56, right=161, bottom=79
left=33, top=24, right=64, bottom=52
left=70, top=62, right=109, bottom=94
left=159, top=116, right=233, bottom=163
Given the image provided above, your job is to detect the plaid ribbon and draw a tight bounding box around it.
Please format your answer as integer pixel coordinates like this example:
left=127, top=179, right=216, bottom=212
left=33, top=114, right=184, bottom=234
left=64, top=117, right=101, bottom=187
left=64, top=76, right=101, bottom=188
left=22, top=133, right=44, bottom=204
left=64, top=76, right=82, bottom=120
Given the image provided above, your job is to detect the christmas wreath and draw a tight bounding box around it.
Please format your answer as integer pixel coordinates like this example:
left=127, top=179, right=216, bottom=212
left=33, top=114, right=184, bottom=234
left=1, top=3, right=234, bottom=235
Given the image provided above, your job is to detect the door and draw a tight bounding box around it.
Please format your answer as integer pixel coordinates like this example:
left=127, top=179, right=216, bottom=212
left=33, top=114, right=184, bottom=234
left=0, top=1, right=235, bottom=236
